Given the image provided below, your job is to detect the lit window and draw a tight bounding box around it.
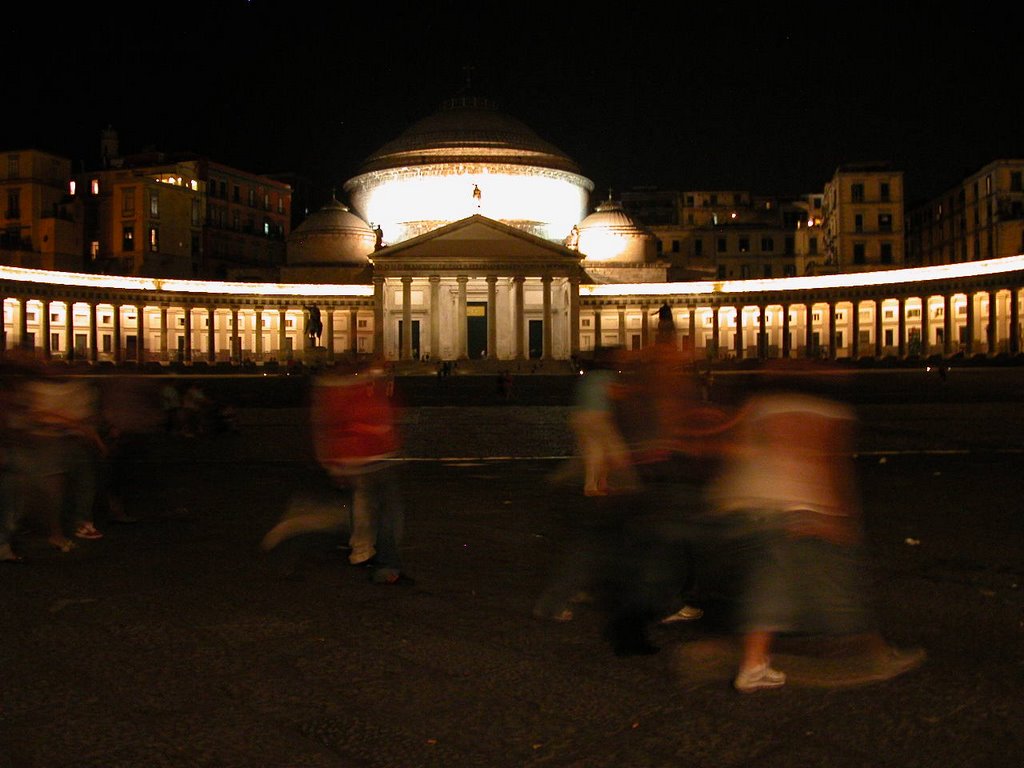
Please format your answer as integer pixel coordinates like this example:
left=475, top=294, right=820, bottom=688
left=150, top=191, right=159, bottom=217
left=122, top=225, right=135, bottom=251
left=149, top=226, right=159, bottom=252
left=91, top=179, right=99, bottom=195
left=69, top=180, right=77, bottom=195
left=90, top=241, right=99, bottom=259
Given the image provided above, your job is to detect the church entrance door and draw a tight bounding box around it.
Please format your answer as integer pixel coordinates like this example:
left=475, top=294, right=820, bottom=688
left=467, top=302, right=487, bottom=358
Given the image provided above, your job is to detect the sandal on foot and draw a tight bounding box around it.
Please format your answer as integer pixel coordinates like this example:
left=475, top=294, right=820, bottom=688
left=49, top=538, right=78, bottom=553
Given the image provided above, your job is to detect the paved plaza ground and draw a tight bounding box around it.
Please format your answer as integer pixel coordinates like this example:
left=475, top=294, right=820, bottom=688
left=1, top=368, right=1023, bottom=767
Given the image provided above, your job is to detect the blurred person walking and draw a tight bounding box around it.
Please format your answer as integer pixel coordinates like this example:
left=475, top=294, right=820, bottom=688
left=706, top=369, right=924, bottom=692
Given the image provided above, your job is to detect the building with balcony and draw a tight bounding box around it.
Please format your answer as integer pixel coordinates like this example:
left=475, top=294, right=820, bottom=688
left=822, top=162, right=905, bottom=271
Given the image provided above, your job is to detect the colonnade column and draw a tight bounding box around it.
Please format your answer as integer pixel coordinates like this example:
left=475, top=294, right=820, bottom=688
left=712, top=306, right=721, bottom=359
left=373, top=277, right=385, bottom=359
left=943, top=294, right=953, bottom=356
left=782, top=303, right=791, bottom=358
left=231, top=308, right=240, bottom=364
left=18, top=299, right=29, bottom=351
left=62, top=302, right=73, bottom=362
left=431, top=276, right=442, bottom=361
left=349, top=308, right=358, bottom=357
left=542, top=275, right=552, bottom=359
left=641, top=305, right=649, bottom=349
left=207, top=308, right=216, bottom=363
left=1011, top=288, right=1020, bottom=355
left=758, top=305, right=767, bottom=359
left=137, top=306, right=146, bottom=366
left=987, top=290, right=997, bottom=354
left=569, top=276, right=580, bottom=358
left=921, top=296, right=930, bottom=357
left=255, top=309, right=264, bottom=361
left=687, top=307, right=696, bottom=355
left=733, top=306, right=743, bottom=359
left=0, top=301, right=6, bottom=358
left=874, top=300, right=884, bottom=358
left=513, top=275, right=525, bottom=360
left=485, top=276, right=497, bottom=360
left=827, top=301, right=836, bottom=359
left=160, top=307, right=168, bottom=362
left=851, top=300, right=860, bottom=359
left=594, top=307, right=603, bottom=350
left=183, top=306, right=193, bottom=363
left=965, top=292, right=975, bottom=356
left=325, top=307, right=335, bottom=362
left=897, top=297, right=906, bottom=358
left=401, top=276, right=412, bottom=361
left=41, top=301, right=51, bottom=360
left=805, top=303, right=814, bottom=359
left=617, top=306, right=626, bottom=348
left=113, top=305, right=122, bottom=364
left=457, top=276, right=468, bottom=360
left=278, top=308, right=288, bottom=360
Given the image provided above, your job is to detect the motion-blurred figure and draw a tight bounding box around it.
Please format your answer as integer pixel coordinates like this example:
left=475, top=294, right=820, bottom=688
left=706, top=371, right=924, bottom=692
left=263, top=362, right=411, bottom=585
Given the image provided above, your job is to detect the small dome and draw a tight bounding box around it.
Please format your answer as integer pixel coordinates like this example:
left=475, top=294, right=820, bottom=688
left=575, top=199, right=656, bottom=263
left=287, top=197, right=377, bottom=265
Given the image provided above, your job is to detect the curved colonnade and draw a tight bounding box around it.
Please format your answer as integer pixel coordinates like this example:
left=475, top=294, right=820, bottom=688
left=2, top=257, right=1024, bottom=367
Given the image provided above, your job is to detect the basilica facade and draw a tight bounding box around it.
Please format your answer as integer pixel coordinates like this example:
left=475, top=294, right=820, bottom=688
left=3, top=98, right=1024, bottom=367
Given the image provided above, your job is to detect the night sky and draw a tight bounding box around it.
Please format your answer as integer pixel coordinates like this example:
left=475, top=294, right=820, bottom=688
left=8, top=1, right=1021, bottom=208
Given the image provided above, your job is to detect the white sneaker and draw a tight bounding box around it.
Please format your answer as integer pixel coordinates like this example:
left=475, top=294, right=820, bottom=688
left=734, top=661, right=786, bottom=693
left=660, top=605, right=704, bottom=624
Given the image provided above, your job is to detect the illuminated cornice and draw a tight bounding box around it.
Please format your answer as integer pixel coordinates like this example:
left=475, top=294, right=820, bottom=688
left=581, top=255, right=1024, bottom=297
left=0, top=266, right=373, bottom=298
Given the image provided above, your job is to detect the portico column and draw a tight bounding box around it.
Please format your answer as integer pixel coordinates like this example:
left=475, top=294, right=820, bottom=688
left=401, top=276, right=413, bottom=361
left=758, top=305, right=767, bottom=359
left=617, top=306, right=626, bottom=348
left=349, top=307, right=358, bottom=356
left=851, top=300, right=860, bottom=359
left=41, top=301, right=51, bottom=360
left=782, top=303, right=791, bottom=358
left=160, top=306, right=169, bottom=362
left=569, top=276, right=580, bottom=357
left=875, top=299, right=884, bottom=358
left=733, top=307, right=743, bottom=359
left=943, top=294, right=953, bottom=356
left=513, top=275, right=525, bottom=360
left=207, top=307, right=216, bottom=363
left=0, top=301, right=6, bottom=357
left=254, top=309, right=264, bottom=361
left=897, top=297, right=907, bottom=358
left=231, top=308, right=240, bottom=364
left=542, top=275, right=553, bottom=359
left=640, top=305, right=650, bottom=349
left=431, top=276, right=442, bottom=361
left=921, top=296, right=930, bottom=357
left=325, top=308, right=335, bottom=362
left=1010, top=288, right=1020, bottom=355
left=687, top=307, right=697, bottom=354
left=805, top=303, right=814, bottom=358
left=485, top=276, right=497, bottom=360
left=373, top=276, right=385, bottom=359
left=457, top=276, right=468, bottom=359
left=113, top=305, right=122, bottom=364
left=986, top=290, right=997, bottom=355
left=183, top=306, right=193, bottom=363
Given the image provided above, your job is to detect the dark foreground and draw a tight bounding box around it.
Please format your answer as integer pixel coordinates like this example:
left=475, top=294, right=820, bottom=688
left=1, top=371, right=1023, bottom=767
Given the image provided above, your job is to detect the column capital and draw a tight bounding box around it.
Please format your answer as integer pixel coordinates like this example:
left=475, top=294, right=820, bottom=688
left=456, top=275, right=469, bottom=285
left=486, top=275, right=498, bottom=285
left=401, top=275, right=413, bottom=285
left=429, top=275, right=441, bottom=284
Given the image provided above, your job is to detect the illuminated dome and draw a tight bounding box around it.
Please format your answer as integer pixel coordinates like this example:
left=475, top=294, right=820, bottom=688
left=286, top=197, right=376, bottom=266
left=343, top=97, right=594, bottom=244
left=575, top=198, right=656, bottom=263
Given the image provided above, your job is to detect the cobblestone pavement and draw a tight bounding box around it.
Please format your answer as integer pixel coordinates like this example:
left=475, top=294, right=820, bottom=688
left=1, top=371, right=1023, bottom=767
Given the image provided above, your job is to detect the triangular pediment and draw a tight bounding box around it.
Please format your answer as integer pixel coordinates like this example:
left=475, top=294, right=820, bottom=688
left=371, top=215, right=582, bottom=268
